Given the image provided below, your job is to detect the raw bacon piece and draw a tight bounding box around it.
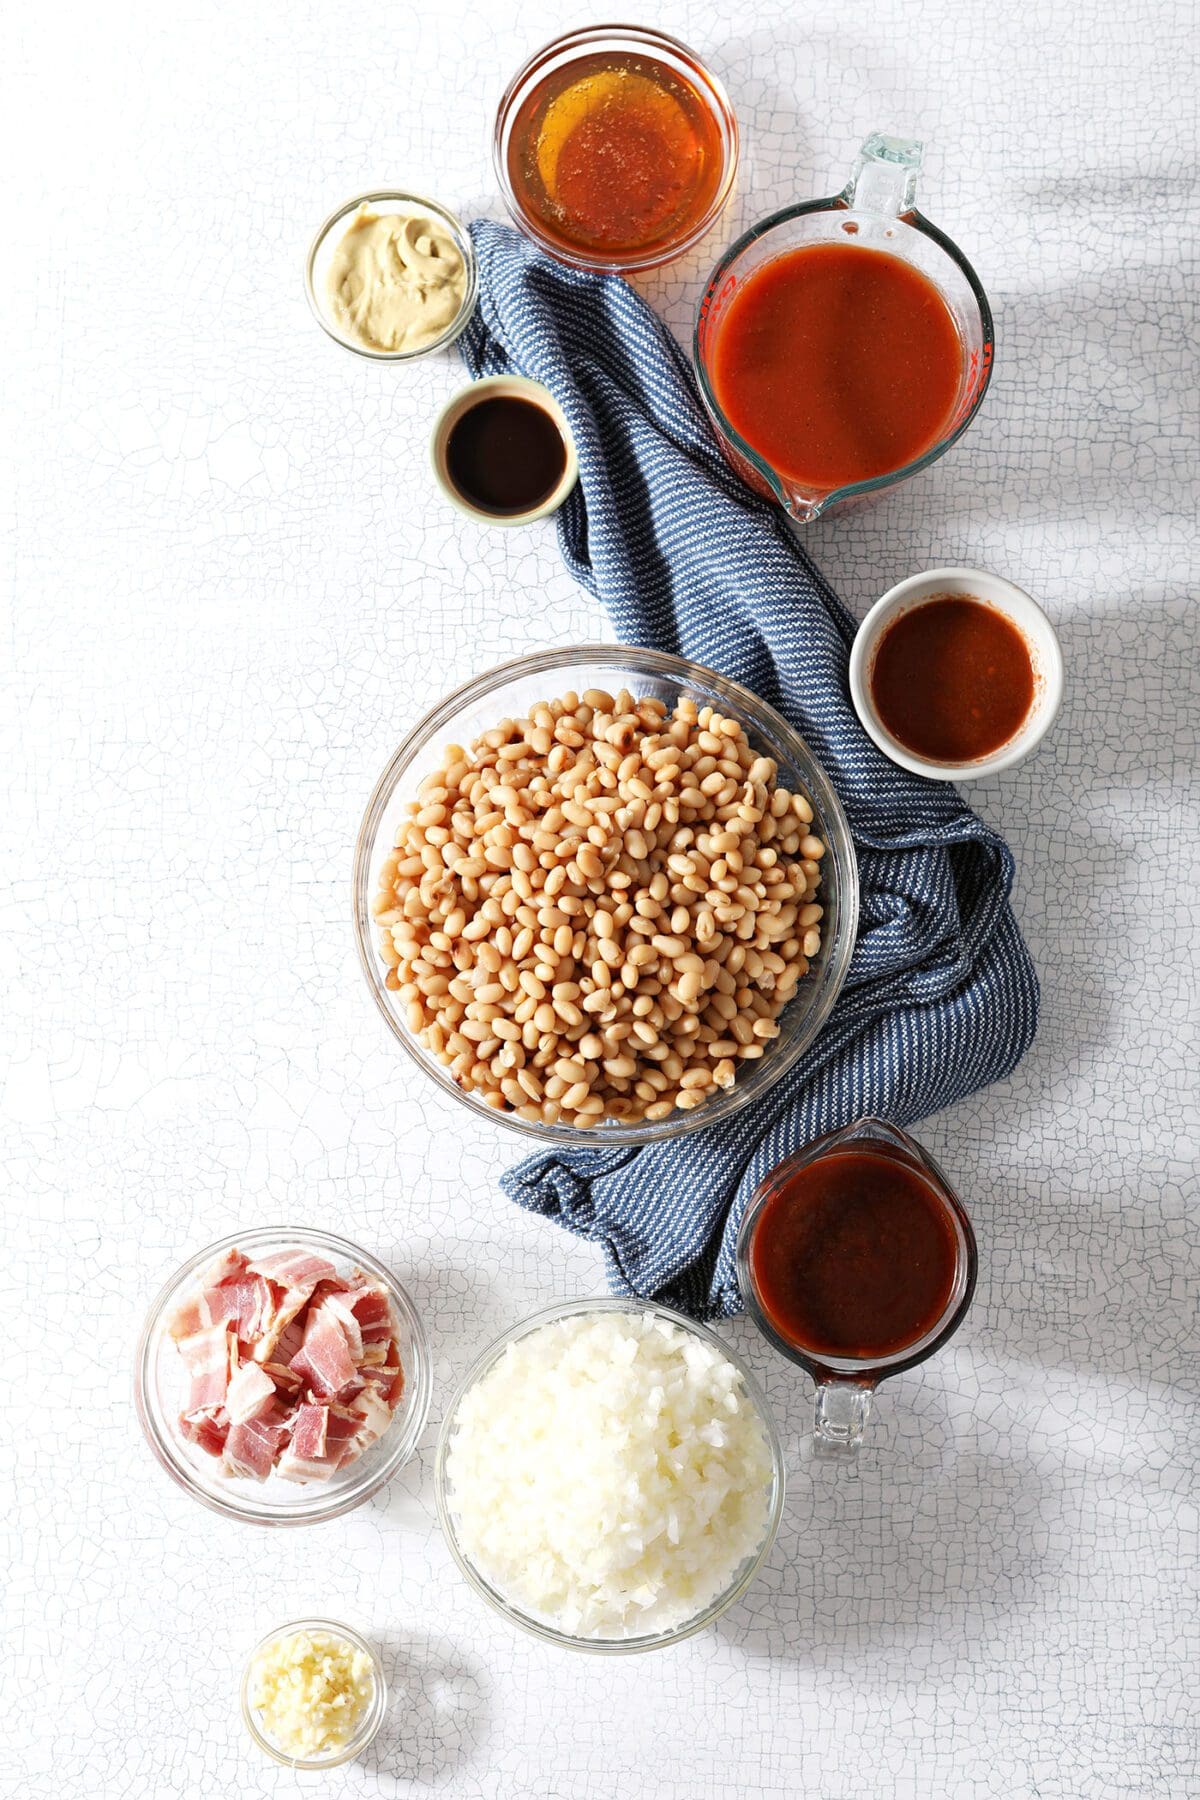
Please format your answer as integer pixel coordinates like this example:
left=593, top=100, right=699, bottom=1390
left=290, top=1402, right=329, bottom=1463
left=246, top=1250, right=340, bottom=1292
left=175, top=1323, right=231, bottom=1414
left=165, top=1254, right=276, bottom=1350
left=347, top=1387, right=393, bottom=1456
left=167, top=1293, right=209, bottom=1341
left=225, top=1360, right=277, bottom=1425
left=204, top=1276, right=272, bottom=1344
left=250, top=1287, right=312, bottom=1365
left=290, top=1299, right=358, bottom=1399
left=361, top=1363, right=406, bottom=1407
left=323, top=1406, right=363, bottom=1466
left=224, top=1410, right=289, bottom=1481
left=247, top=1257, right=340, bottom=1366
left=304, top=1276, right=356, bottom=1316
left=345, top=1285, right=396, bottom=1352
left=199, top=1247, right=251, bottom=1286
left=165, top=1249, right=251, bottom=1340
left=248, top=1291, right=303, bottom=1364
left=277, top=1403, right=359, bottom=1482
left=174, top=1320, right=229, bottom=1377
left=263, top=1360, right=302, bottom=1397
left=271, top=1315, right=305, bottom=1369
left=178, top=1412, right=229, bottom=1458
left=277, top=1448, right=329, bottom=1483
left=321, top=1292, right=365, bottom=1364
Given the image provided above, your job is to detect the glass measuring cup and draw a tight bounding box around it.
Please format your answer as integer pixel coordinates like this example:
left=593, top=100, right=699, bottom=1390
left=694, top=134, right=994, bottom=522
left=735, top=1118, right=978, bottom=1456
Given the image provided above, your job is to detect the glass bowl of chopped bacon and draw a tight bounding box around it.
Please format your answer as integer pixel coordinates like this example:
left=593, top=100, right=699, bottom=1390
left=134, top=1227, right=431, bottom=1526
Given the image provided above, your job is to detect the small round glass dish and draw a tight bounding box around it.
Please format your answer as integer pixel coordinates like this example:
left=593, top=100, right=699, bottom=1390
left=135, top=1226, right=431, bottom=1527
left=305, top=189, right=477, bottom=361
left=241, top=1617, right=387, bottom=1769
left=434, top=1298, right=785, bottom=1653
left=353, top=644, right=858, bottom=1147
left=493, top=24, right=739, bottom=272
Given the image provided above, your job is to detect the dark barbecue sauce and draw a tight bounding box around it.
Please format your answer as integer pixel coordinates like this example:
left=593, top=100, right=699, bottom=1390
left=445, top=395, right=568, bottom=517
left=870, top=595, right=1036, bottom=763
left=748, top=1149, right=959, bottom=1361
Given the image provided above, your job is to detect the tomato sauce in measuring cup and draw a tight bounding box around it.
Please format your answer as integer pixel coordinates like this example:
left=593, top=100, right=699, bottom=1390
left=694, top=135, right=995, bottom=522
left=708, top=242, right=964, bottom=495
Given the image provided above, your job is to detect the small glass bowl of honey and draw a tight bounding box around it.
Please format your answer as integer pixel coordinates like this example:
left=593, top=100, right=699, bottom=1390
left=493, top=25, right=739, bottom=273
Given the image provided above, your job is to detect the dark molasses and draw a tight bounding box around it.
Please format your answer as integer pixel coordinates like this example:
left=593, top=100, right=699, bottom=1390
left=445, top=395, right=568, bottom=517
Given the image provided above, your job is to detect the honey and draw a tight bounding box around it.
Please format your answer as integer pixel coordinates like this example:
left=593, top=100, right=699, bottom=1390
left=504, top=50, right=728, bottom=262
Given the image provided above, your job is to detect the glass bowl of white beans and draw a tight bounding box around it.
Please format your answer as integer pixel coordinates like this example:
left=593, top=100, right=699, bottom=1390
left=353, top=646, right=858, bottom=1144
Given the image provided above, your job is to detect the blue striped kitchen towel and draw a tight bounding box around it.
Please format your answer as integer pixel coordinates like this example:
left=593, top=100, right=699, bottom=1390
left=458, top=220, right=1038, bottom=1321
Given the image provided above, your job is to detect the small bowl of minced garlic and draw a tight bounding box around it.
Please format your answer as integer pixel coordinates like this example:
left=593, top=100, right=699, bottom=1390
left=241, top=1618, right=387, bottom=1768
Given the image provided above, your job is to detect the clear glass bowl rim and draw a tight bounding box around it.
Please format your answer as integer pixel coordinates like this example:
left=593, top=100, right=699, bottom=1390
left=304, top=188, right=478, bottom=362
left=693, top=196, right=996, bottom=516
left=134, top=1225, right=432, bottom=1527
left=240, top=1616, right=388, bottom=1768
left=434, top=1296, right=787, bottom=1653
left=352, top=642, right=860, bottom=1146
left=491, top=22, right=740, bottom=272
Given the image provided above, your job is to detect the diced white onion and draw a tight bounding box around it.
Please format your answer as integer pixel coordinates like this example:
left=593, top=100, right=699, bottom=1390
left=444, top=1312, right=774, bottom=1640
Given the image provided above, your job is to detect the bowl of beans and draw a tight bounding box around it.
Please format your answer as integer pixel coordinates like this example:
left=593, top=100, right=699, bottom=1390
left=353, top=647, right=858, bottom=1143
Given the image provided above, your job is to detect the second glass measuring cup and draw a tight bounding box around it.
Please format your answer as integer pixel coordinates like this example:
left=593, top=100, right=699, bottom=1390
left=694, top=133, right=995, bottom=522
left=736, top=1118, right=978, bottom=1456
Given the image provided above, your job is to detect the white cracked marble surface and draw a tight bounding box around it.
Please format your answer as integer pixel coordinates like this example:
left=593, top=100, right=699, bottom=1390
left=3, top=0, right=1197, bottom=1795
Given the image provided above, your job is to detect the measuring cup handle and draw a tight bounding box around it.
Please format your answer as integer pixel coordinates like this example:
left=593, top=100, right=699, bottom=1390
left=841, top=133, right=923, bottom=218
left=811, top=1377, right=875, bottom=1460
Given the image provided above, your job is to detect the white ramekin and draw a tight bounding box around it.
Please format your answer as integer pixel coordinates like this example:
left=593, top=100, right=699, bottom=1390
left=848, top=567, right=1064, bottom=781
left=429, top=375, right=579, bottom=526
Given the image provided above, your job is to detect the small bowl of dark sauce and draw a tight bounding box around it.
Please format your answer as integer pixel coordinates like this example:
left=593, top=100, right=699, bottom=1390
left=736, top=1118, right=977, bottom=1455
left=431, top=375, right=578, bottom=527
left=848, top=567, right=1064, bottom=780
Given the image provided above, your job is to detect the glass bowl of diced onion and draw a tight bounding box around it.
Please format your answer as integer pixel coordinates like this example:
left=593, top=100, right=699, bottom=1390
left=353, top=645, right=858, bottom=1146
left=134, top=1226, right=431, bottom=1527
left=434, top=1297, right=786, bottom=1653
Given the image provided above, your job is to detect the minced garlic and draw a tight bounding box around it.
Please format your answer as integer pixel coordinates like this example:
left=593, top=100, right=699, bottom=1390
left=248, top=1628, right=375, bottom=1760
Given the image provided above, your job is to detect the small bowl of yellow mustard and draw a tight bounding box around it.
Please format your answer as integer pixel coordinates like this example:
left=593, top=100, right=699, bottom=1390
left=241, top=1618, right=387, bottom=1768
left=305, top=189, right=477, bottom=361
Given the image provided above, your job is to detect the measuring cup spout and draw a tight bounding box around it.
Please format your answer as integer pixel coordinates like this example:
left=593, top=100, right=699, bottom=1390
left=841, top=132, right=923, bottom=218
